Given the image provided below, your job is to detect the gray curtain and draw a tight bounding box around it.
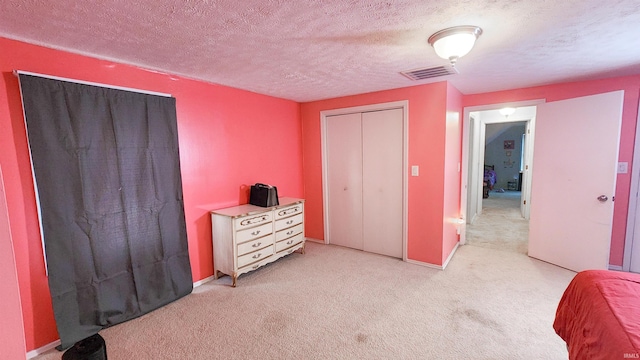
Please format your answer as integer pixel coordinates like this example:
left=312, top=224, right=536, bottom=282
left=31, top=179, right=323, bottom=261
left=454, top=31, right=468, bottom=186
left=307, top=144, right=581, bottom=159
left=19, top=74, right=193, bottom=350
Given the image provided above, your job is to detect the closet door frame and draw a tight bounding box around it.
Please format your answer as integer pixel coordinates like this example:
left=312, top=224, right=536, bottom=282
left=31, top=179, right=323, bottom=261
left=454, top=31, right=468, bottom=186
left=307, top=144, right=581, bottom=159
left=320, top=100, right=408, bottom=261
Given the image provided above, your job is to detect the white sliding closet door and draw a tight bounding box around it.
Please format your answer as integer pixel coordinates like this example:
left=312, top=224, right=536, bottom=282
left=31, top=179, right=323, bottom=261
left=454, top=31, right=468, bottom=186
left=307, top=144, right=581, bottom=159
left=362, top=109, right=403, bottom=258
left=325, top=108, right=403, bottom=258
left=326, top=113, right=364, bottom=250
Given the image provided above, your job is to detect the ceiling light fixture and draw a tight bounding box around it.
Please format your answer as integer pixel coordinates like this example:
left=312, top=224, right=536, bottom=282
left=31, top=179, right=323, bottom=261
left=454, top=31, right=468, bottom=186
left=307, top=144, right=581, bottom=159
left=499, top=107, right=516, bottom=117
left=428, top=26, right=483, bottom=66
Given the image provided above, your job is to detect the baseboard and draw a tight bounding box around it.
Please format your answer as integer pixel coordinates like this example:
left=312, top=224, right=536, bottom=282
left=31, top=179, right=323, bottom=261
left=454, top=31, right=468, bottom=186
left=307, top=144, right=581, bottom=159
left=608, top=265, right=623, bottom=271
left=441, top=242, right=459, bottom=270
left=405, top=258, right=443, bottom=270
left=305, top=237, right=325, bottom=244
left=404, top=242, right=460, bottom=270
left=26, top=339, right=60, bottom=359
left=193, top=275, right=214, bottom=288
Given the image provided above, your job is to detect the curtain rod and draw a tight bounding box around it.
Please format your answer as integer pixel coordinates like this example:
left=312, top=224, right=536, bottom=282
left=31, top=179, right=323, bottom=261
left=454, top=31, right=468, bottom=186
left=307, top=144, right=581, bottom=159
left=13, top=70, right=172, bottom=98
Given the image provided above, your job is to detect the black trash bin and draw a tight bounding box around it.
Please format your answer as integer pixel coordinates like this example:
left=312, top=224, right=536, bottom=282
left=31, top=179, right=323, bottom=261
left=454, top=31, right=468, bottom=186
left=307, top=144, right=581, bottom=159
left=62, top=334, right=107, bottom=360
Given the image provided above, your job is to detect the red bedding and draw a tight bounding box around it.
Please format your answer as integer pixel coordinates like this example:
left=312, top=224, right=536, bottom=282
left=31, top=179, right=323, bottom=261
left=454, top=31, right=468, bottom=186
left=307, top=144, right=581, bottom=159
left=554, top=270, right=640, bottom=359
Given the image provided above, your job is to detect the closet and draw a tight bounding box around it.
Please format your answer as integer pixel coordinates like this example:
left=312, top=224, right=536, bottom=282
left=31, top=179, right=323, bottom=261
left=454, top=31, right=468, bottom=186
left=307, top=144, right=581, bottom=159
left=325, top=107, right=404, bottom=258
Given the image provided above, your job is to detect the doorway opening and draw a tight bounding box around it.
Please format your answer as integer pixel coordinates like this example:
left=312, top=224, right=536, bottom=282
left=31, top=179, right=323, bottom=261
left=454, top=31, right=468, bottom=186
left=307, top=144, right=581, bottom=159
left=461, top=104, right=538, bottom=253
left=461, top=92, right=622, bottom=272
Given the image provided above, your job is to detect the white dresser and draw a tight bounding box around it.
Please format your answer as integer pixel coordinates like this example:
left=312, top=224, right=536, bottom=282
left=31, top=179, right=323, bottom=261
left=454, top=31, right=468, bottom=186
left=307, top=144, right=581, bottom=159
left=211, top=197, right=305, bottom=287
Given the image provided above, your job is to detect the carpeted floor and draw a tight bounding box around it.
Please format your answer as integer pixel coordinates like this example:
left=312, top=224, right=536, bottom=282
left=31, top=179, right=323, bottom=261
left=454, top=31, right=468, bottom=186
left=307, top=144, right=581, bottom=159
left=466, top=190, right=529, bottom=254
left=33, top=232, right=575, bottom=359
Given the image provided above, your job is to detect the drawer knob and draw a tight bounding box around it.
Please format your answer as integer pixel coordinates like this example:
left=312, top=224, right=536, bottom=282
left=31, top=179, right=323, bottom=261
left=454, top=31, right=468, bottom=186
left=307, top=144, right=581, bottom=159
left=252, top=253, right=262, bottom=259
left=252, top=242, right=262, bottom=248
left=286, top=230, right=293, bottom=235
left=286, top=240, right=293, bottom=245
left=251, top=230, right=261, bottom=236
left=286, top=220, right=293, bottom=225
left=252, top=265, right=259, bottom=269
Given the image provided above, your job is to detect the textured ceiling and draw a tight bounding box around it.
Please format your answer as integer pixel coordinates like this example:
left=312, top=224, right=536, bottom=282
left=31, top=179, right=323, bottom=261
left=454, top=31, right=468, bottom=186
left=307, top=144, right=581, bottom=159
left=2, top=0, right=640, bottom=102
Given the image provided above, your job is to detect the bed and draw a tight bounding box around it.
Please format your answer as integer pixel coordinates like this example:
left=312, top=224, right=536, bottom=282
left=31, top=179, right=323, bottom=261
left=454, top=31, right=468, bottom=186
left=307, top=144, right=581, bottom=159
left=483, top=165, right=496, bottom=198
left=553, top=270, right=640, bottom=359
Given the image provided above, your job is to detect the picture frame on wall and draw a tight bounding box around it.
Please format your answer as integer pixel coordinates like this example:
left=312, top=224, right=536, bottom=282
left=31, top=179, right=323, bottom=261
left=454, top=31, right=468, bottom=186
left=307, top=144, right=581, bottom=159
left=504, top=140, right=515, bottom=149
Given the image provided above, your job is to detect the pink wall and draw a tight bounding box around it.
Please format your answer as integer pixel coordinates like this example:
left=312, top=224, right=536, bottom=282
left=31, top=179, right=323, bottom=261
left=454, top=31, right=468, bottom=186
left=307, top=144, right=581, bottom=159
left=0, top=37, right=303, bottom=352
left=4, top=34, right=638, bottom=354
left=462, top=76, right=640, bottom=266
left=0, top=167, right=27, bottom=359
left=442, top=84, right=464, bottom=263
left=300, top=82, right=458, bottom=265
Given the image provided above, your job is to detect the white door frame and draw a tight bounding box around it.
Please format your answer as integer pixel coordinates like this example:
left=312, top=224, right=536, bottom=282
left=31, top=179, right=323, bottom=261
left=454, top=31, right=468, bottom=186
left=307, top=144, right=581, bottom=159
left=481, top=114, right=534, bottom=219
left=623, top=98, right=640, bottom=272
left=461, top=114, right=480, bottom=228
left=460, top=99, right=544, bottom=245
left=320, top=100, right=409, bottom=261
left=521, top=120, right=536, bottom=220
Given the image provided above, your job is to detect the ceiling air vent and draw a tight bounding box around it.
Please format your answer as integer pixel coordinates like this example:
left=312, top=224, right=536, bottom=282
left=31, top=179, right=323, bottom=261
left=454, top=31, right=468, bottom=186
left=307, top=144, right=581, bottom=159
left=400, top=65, right=458, bottom=81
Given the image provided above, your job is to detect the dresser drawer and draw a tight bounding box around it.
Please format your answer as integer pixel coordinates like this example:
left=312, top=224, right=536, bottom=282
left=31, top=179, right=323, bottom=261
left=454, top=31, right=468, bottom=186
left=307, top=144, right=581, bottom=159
left=237, top=245, right=274, bottom=268
left=275, top=213, right=303, bottom=232
left=275, top=223, right=303, bottom=242
left=238, top=255, right=275, bottom=274
left=275, top=203, right=303, bottom=220
left=234, top=211, right=272, bottom=230
left=236, top=222, right=272, bottom=243
left=237, top=234, right=274, bottom=256
left=275, top=233, right=304, bottom=253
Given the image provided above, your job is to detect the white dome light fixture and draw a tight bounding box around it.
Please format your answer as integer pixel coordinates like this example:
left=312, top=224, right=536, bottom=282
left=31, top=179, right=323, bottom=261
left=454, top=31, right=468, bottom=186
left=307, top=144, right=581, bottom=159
left=428, top=26, right=483, bottom=66
left=499, top=107, right=516, bottom=117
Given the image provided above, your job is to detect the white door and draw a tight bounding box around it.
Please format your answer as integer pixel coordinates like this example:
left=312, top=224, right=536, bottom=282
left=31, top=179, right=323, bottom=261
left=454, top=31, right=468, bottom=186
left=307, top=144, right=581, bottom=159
left=528, top=91, right=623, bottom=272
left=326, top=113, right=364, bottom=250
left=362, top=109, right=403, bottom=258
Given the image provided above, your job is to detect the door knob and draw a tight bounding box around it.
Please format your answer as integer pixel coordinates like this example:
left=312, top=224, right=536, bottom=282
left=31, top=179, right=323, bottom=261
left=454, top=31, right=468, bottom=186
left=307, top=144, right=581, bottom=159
left=597, top=195, right=608, bottom=202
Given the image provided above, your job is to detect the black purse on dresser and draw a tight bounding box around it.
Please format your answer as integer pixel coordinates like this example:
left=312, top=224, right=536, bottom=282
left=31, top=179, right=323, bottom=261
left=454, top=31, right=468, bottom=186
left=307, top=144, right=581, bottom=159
left=249, top=183, right=279, bottom=207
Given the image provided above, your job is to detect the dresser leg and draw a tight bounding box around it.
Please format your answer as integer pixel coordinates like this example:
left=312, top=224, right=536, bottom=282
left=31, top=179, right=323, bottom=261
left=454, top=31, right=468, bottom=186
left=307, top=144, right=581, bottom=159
left=300, top=243, right=306, bottom=254
left=232, top=274, right=237, bottom=287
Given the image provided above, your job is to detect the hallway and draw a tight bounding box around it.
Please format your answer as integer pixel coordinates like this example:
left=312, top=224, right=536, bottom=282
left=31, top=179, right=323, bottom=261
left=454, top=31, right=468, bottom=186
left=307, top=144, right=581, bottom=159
left=466, top=191, right=529, bottom=254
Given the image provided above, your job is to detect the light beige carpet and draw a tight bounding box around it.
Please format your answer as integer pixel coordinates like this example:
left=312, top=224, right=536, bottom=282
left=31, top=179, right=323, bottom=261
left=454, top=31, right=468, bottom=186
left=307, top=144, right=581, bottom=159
left=466, top=191, right=529, bottom=254
left=33, top=238, right=575, bottom=359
